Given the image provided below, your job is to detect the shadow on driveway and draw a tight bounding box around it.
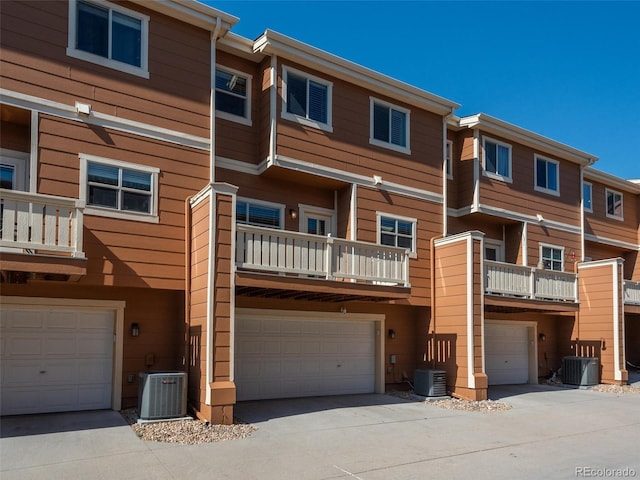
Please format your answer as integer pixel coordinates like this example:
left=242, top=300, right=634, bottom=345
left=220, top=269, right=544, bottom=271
left=0, top=410, right=127, bottom=438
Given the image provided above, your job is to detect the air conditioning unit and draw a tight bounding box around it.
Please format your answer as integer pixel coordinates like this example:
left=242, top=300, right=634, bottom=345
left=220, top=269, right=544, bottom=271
left=138, top=371, right=187, bottom=420
left=562, top=356, right=599, bottom=386
left=414, top=369, right=447, bottom=397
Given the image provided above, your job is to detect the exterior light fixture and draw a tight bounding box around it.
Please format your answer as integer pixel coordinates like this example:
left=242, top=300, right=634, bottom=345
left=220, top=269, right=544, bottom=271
left=131, top=322, right=140, bottom=337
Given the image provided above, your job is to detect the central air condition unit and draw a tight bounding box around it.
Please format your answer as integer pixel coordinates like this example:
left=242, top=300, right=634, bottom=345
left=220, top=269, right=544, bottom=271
left=413, top=369, right=447, bottom=397
left=562, top=356, right=599, bottom=386
left=138, top=371, right=187, bottom=420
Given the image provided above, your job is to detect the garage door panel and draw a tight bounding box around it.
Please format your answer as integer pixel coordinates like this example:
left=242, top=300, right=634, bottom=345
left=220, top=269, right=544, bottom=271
left=1, top=308, right=114, bottom=416
left=485, top=323, right=530, bottom=385
left=236, top=315, right=376, bottom=401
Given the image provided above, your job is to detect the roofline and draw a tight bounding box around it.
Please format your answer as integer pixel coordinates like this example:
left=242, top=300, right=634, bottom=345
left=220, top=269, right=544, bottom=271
left=584, top=167, right=640, bottom=194
left=218, top=32, right=266, bottom=62
left=130, top=0, right=239, bottom=33
left=253, top=29, right=460, bottom=116
left=458, top=113, right=598, bottom=166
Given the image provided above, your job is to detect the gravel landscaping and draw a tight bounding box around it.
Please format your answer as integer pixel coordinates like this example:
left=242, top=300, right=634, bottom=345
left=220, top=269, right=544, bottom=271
left=589, top=384, right=640, bottom=394
left=388, top=391, right=512, bottom=412
left=121, top=409, right=257, bottom=445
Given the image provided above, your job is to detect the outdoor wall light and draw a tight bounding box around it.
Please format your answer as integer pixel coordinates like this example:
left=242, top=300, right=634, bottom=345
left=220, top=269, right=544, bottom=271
left=388, top=329, right=396, bottom=339
left=131, top=322, right=140, bottom=337
left=539, top=333, right=546, bottom=342
left=289, top=209, right=297, bottom=219
left=340, top=306, right=347, bottom=314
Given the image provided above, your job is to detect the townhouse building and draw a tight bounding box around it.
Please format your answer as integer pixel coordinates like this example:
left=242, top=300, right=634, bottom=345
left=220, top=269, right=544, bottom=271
left=1, top=0, right=638, bottom=424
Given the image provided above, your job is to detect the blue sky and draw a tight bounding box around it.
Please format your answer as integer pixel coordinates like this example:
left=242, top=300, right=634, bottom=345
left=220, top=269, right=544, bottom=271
left=211, top=1, right=640, bottom=180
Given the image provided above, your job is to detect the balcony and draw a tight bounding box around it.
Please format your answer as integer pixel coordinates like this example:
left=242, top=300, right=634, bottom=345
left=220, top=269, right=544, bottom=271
left=0, top=189, right=86, bottom=281
left=484, top=260, right=577, bottom=303
left=235, top=224, right=410, bottom=301
left=624, top=280, right=640, bottom=306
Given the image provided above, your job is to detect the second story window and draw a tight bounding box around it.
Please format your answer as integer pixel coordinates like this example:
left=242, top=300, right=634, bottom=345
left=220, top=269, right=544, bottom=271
left=67, top=0, right=149, bottom=78
left=606, top=188, right=623, bottom=220
left=534, top=155, right=559, bottom=195
left=540, top=245, right=563, bottom=271
left=483, top=137, right=511, bottom=182
left=370, top=98, right=410, bottom=154
left=377, top=213, right=416, bottom=254
left=80, top=154, right=159, bottom=223
left=583, top=182, right=593, bottom=212
left=236, top=199, right=283, bottom=228
left=282, top=67, right=332, bottom=131
left=215, top=67, right=251, bottom=125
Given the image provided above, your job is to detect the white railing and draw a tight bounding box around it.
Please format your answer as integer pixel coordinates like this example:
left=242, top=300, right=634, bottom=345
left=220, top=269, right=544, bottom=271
left=0, top=189, right=85, bottom=257
left=236, top=224, right=410, bottom=287
left=624, top=280, right=640, bottom=305
left=484, top=260, right=577, bottom=302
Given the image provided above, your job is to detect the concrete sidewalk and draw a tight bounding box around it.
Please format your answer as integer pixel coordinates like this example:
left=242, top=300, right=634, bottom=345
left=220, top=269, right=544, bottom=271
left=2, top=385, right=639, bottom=480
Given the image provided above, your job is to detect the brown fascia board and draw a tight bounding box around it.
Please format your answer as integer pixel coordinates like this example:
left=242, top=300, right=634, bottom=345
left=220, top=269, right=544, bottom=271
left=218, top=32, right=266, bottom=62
left=584, top=167, right=640, bottom=194
left=130, top=0, right=239, bottom=34
left=253, top=29, right=460, bottom=116
left=458, top=113, right=598, bottom=167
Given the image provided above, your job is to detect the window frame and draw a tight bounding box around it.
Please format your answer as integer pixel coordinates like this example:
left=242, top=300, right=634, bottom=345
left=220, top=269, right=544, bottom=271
left=376, top=212, right=417, bottom=257
left=281, top=66, right=333, bottom=132
left=583, top=181, right=593, bottom=213
left=79, top=154, right=159, bottom=223
left=67, top=0, right=150, bottom=79
left=605, top=188, right=624, bottom=221
left=215, top=65, right=252, bottom=126
left=539, top=243, right=564, bottom=272
left=446, top=140, right=453, bottom=180
left=484, top=239, right=504, bottom=262
left=369, top=97, right=411, bottom=155
left=534, top=154, right=560, bottom=196
left=482, top=136, right=512, bottom=183
left=236, top=197, right=285, bottom=229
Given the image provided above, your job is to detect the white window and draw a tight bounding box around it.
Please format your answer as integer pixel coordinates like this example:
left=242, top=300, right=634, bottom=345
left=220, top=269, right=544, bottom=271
left=67, top=0, right=149, bottom=78
left=80, top=154, right=159, bottom=223
left=540, top=244, right=564, bottom=271
left=215, top=66, right=251, bottom=125
left=606, top=188, right=623, bottom=220
left=534, top=155, right=559, bottom=196
left=370, top=98, right=410, bottom=154
left=236, top=198, right=284, bottom=228
left=446, top=140, right=453, bottom=179
left=583, top=182, right=593, bottom=212
left=0, top=149, right=29, bottom=191
left=377, top=213, right=416, bottom=255
left=482, top=137, right=512, bottom=182
left=282, top=67, right=332, bottom=132
left=484, top=239, right=504, bottom=262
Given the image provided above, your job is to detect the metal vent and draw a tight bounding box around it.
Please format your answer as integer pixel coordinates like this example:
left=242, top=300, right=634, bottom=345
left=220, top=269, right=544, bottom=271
left=562, top=356, right=599, bottom=386
left=138, top=371, right=187, bottom=420
left=414, top=369, right=447, bottom=397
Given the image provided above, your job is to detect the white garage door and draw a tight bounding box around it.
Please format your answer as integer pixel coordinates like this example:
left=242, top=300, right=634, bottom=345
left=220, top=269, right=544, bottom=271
left=485, top=323, right=530, bottom=385
left=235, top=315, right=375, bottom=401
left=1, top=307, right=114, bottom=416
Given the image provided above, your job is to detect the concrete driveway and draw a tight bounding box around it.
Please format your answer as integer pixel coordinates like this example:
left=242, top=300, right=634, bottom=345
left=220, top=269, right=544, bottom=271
left=2, top=385, right=639, bottom=480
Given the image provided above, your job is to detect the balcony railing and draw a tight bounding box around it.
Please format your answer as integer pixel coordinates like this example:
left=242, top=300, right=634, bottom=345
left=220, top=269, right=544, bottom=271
left=484, top=260, right=577, bottom=302
left=236, top=224, right=410, bottom=287
left=0, top=189, right=84, bottom=257
left=624, top=280, right=640, bottom=305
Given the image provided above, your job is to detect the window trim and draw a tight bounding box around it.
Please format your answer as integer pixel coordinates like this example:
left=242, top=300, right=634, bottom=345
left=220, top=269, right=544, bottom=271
left=484, top=239, right=504, bottom=262
left=534, top=154, right=560, bottom=196
left=236, top=197, right=285, bottom=229
left=376, top=212, right=417, bottom=258
left=215, top=65, right=252, bottom=126
left=79, top=154, right=159, bottom=223
left=482, top=136, right=512, bottom=183
left=583, top=181, right=593, bottom=213
left=67, top=0, right=150, bottom=79
left=605, top=188, right=624, bottom=221
left=539, top=243, right=564, bottom=272
left=446, top=140, right=453, bottom=180
left=281, top=66, right=333, bottom=132
left=369, top=97, right=411, bottom=155
left=298, top=204, right=336, bottom=236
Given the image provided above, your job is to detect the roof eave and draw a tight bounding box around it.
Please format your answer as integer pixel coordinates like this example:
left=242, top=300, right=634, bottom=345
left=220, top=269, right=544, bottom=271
left=254, top=29, right=460, bottom=116
left=130, top=0, right=239, bottom=34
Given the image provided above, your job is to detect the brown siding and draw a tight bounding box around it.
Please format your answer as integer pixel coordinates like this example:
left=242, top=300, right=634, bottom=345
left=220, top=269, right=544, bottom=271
left=274, top=59, right=444, bottom=194
left=1, top=1, right=211, bottom=138
left=584, top=179, right=638, bottom=246
left=527, top=224, right=581, bottom=271
left=36, top=114, right=208, bottom=289
left=453, top=130, right=476, bottom=209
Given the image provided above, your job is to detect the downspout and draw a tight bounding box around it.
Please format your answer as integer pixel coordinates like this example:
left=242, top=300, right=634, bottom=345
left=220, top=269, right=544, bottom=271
left=442, top=112, right=453, bottom=236
left=210, top=17, right=221, bottom=184
left=472, top=128, right=480, bottom=212
left=268, top=55, right=278, bottom=164
left=184, top=195, right=193, bottom=377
